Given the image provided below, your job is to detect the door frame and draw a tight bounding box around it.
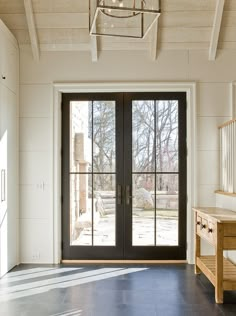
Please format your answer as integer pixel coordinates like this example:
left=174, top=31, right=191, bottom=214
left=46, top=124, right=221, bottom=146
left=53, top=82, right=197, bottom=264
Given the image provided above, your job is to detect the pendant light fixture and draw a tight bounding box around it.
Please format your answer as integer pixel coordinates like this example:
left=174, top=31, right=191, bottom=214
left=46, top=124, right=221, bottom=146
left=89, top=0, right=161, bottom=39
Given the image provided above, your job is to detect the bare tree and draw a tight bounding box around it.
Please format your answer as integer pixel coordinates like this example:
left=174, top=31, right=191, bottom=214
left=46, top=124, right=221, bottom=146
left=132, top=100, right=178, bottom=193
left=87, top=99, right=178, bottom=193
left=91, top=101, right=115, bottom=191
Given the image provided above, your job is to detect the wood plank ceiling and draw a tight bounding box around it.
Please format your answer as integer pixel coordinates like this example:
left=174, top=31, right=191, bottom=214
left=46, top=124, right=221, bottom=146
left=0, top=0, right=234, bottom=62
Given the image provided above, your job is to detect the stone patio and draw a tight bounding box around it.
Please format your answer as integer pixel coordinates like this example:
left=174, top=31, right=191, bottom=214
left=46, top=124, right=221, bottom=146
left=72, top=211, right=178, bottom=246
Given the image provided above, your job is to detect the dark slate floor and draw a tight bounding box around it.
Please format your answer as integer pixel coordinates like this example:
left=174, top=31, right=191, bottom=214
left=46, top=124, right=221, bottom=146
left=0, top=264, right=236, bottom=316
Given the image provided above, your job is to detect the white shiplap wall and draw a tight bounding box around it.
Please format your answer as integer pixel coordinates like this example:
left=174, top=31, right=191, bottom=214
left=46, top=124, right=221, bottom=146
left=19, top=48, right=234, bottom=263
left=19, top=83, right=53, bottom=263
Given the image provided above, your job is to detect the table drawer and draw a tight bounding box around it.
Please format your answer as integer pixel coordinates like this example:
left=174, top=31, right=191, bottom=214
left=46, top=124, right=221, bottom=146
left=196, top=214, right=216, bottom=245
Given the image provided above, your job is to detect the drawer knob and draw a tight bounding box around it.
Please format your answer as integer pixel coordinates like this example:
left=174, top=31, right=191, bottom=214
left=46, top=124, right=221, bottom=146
left=208, top=228, right=213, bottom=233
left=2, top=75, right=6, bottom=80
left=201, top=224, right=206, bottom=229
left=197, top=221, right=201, bottom=225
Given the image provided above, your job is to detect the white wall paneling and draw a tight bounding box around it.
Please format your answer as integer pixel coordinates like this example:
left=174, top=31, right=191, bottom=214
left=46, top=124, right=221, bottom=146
left=198, top=83, right=231, bottom=117
left=20, top=219, right=53, bottom=263
left=20, top=84, right=52, bottom=117
left=20, top=185, right=51, bottom=219
left=19, top=152, right=51, bottom=185
left=19, top=83, right=53, bottom=264
left=20, top=50, right=189, bottom=84
left=198, top=185, right=219, bottom=207
left=19, top=48, right=236, bottom=265
left=197, top=116, right=231, bottom=151
left=20, top=118, right=51, bottom=151
left=189, top=51, right=236, bottom=82
left=198, top=150, right=220, bottom=185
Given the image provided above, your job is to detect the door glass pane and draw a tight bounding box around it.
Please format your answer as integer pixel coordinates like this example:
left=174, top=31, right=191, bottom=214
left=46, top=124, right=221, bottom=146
left=156, top=174, right=178, bottom=245
left=70, top=101, right=92, bottom=172
left=70, top=99, right=116, bottom=247
left=70, top=174, right=92, bottom=246
left=132, top=98, right=180, bottom=247
left=93, top=174, right=116, bottom=245
left=93, top=101, right=116, bottom=173
left=132, top=174, right=155, bottom=246
left=132, top=101, right=155, bottom=172
left=156, top=100, right=178, bottom=172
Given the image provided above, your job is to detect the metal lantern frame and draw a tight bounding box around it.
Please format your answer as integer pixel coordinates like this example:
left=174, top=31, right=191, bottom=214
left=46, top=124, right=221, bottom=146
left=89, top=0, right=161, bottom=39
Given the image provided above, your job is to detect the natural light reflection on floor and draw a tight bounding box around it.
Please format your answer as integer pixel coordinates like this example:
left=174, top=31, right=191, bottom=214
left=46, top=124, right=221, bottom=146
left=50, top=308, right=83, bottom=316
left=0, top=267, right=147, bottom=302
left=4, top=267, right=55, bottom=278
left=0, top=267, right=81, bottom=284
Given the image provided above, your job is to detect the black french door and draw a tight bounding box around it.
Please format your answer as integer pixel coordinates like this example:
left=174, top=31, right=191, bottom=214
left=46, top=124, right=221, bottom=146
left=62, top=92, right=187, bottom=260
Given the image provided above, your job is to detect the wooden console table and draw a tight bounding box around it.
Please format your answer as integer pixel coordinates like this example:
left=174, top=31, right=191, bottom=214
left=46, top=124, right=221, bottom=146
left=193, top=207, right=236, bottom=303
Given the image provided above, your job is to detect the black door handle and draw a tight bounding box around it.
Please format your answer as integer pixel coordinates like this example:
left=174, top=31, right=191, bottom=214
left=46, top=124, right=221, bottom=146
left=117, top=184, right=122, bottom=205
left=126, top=185, right=132, bottom=205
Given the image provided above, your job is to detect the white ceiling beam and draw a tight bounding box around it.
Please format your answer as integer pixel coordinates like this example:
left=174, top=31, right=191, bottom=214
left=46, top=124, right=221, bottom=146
left=90, top=19, right=98, bottom=62
left=209, top=0, right=225, bottom=61
left=150, top=19, right=159, bottom=61
left=24, top=0, right=40, bottom=61
left=91, top=36, right=98, bottom=62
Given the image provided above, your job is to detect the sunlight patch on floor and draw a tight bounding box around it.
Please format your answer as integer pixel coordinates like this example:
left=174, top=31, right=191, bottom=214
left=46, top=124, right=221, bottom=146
left=0, top=267, right=148, bottom=302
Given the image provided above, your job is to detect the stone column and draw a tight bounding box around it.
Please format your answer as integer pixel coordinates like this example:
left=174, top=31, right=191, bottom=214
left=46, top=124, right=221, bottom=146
left=79, top=163, right=88, bottom=213
left=75, top=133, right=89, bottom=214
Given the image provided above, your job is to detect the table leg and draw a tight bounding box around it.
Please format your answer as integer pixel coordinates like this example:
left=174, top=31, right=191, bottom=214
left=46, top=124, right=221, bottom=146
left=215, top=223, right=223, bottom=304
left=194, top=212, right=201, bottom=274
left=195, top=234, right=201, bottom=274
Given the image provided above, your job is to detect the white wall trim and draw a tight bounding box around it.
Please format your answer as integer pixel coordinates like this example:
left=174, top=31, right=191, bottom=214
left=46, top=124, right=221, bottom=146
left=53, top=82, right=197, bottom=264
